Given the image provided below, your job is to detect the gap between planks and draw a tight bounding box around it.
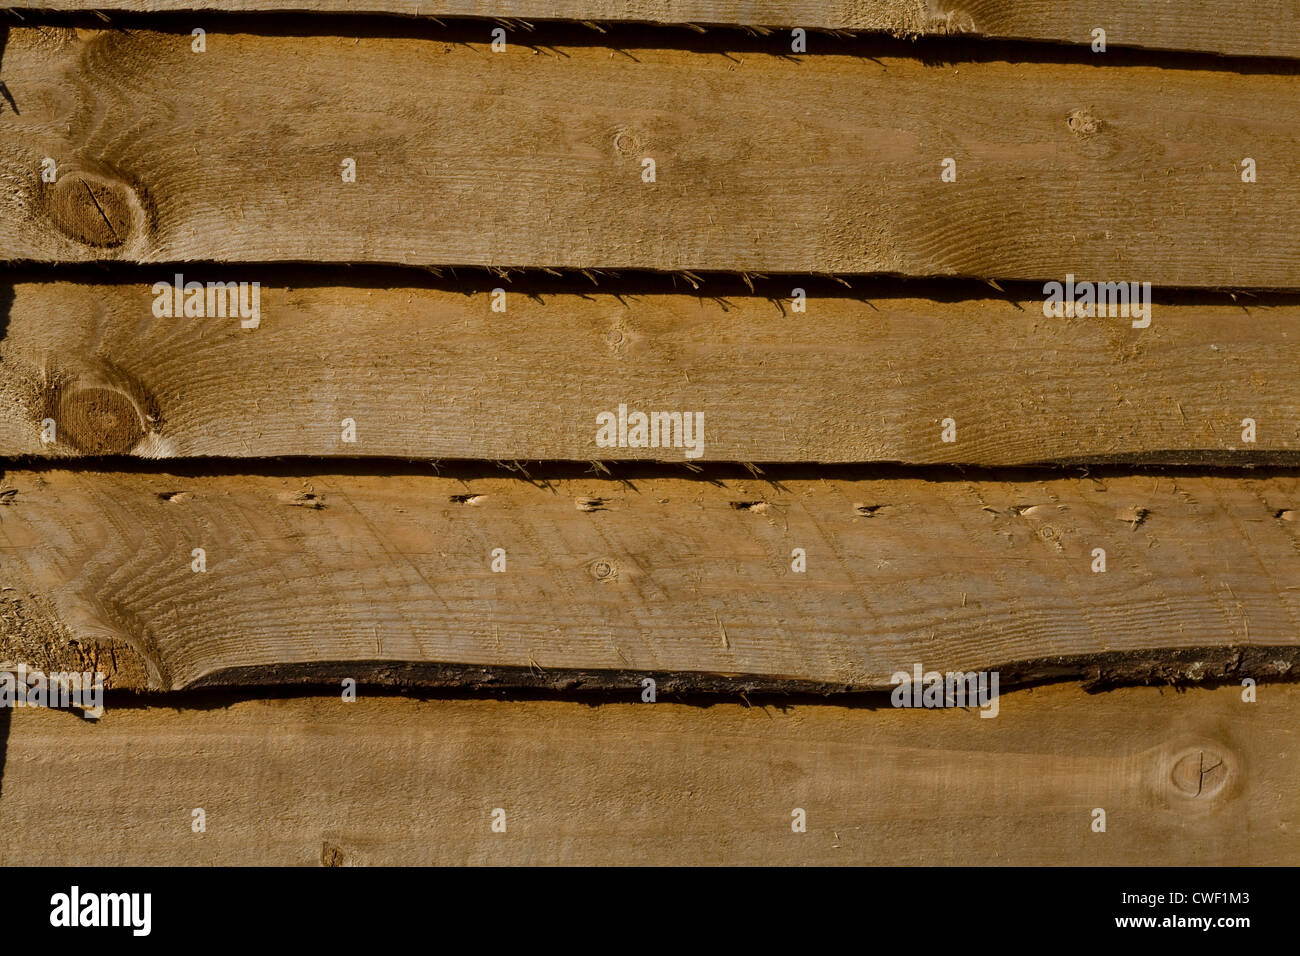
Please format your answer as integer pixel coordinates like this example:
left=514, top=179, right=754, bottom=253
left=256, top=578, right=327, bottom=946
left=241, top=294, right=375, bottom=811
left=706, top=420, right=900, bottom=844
left=11, top=0, right=1300, bottom=59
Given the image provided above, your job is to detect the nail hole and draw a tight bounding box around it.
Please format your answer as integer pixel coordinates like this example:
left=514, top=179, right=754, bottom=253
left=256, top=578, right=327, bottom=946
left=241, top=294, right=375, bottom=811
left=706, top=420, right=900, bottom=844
left=1116, top=505, right=1150, bottom=528
left=278, top=491, right=325, bottom=509
left=1067, top=107, right=1102, bottom=136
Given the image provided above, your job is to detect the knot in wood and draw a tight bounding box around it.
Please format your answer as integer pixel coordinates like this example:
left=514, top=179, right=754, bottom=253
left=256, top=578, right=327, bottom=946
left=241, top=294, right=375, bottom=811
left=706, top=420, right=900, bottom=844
left=612, top=128, right=642, bottom=157
left=1067, top=108, right=1102, bottom=137
left=45, top=173, right=134, bottom=248
left=1170, top=747, right=1229, bottom=799
left=55, top=386, right=144, bottom=454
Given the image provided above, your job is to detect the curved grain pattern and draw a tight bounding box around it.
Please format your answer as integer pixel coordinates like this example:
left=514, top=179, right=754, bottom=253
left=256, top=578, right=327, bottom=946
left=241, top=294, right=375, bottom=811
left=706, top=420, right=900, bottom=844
left=0, top=469, right=1297, bottom=690
left=2, top=28, right=1298, bottom=283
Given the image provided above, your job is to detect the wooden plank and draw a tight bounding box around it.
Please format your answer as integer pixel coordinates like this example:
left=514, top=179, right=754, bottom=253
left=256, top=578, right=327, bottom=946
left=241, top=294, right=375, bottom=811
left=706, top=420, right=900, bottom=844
left=2, top=468, right=1297, bottom=692
left=3, top=28, right=1298, bottom=284
left=4, top=279, right=1300, bottom=464
left=16, top=0, right=1300, bottom=59
left=0, top=682, right=1294, bottom=864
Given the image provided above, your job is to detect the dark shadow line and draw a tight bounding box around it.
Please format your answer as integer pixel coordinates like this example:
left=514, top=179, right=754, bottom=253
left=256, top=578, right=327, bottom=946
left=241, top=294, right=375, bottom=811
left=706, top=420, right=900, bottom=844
left=75, top=643, right=1300, bottom=710
left=0, top=706, right=9, bottom=800
left=1, top=10, right=1298, bottom=74
left=3, top=456, right=1300, bottom=483
left=0, top=24, right=18, bottom=114
left=6, top=262, right=1300, bottom=307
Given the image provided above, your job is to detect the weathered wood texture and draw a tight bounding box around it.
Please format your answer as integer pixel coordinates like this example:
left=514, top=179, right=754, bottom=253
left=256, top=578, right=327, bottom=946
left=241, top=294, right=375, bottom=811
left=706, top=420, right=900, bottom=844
left=3, top=28, right=1297, bottom=284
left=4, top=280, right=1299, bottom=464
left=0, top=683, right=1292, bottom=864
left=16, top=0, right=1300, bottom=59
left=2, top=469, right=1297, bottom=692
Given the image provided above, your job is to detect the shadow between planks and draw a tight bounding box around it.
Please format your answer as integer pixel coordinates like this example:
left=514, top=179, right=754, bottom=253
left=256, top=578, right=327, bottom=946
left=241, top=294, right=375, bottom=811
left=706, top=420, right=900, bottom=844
left=1, top=25, right=1298, bottom=283
left=13, top=0, right=1300, bottom=59
left=1, top=467, right=1298, bottom=693
left=0, top=682, right=1293, bottom=865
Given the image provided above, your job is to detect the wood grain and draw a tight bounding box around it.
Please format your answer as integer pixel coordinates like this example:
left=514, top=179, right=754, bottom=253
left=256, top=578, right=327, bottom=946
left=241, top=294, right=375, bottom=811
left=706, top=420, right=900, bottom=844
left=16, top=0, right=1300, bottom=59
left=3, top=279, right=1299, bottom=464
left=2, top=27, right=1298, bottom=284
left=0, top=682, right=1293, bottom=864
left=1, top=468, right=1298, bottom=692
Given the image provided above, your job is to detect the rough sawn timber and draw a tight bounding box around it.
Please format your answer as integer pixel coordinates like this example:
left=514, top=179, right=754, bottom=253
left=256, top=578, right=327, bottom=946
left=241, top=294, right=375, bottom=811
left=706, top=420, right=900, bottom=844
left=2, top=28, right=1298, bottom=284
left=3, top=280, right=1299, bottom=464
left=0, top=469, right=1297, bottom=692
left=0, top=683, right=1294, bottom=864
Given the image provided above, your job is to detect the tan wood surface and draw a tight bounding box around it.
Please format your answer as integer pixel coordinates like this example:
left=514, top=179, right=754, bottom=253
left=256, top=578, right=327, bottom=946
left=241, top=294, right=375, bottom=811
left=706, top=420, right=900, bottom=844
left=1, top=468, right=1296, bottom=692
left=2, top=28, right=1296, bottom=283
left=3, top=280, right=1298, bottom=464
left=0, top=682, right=1291, bottom=864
